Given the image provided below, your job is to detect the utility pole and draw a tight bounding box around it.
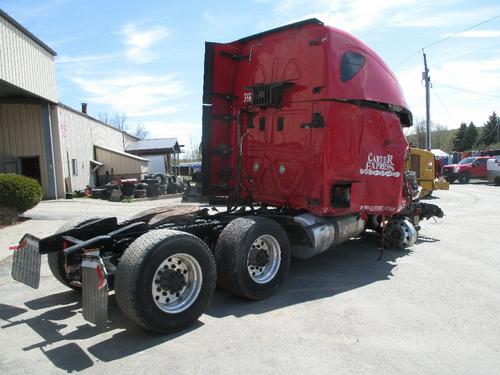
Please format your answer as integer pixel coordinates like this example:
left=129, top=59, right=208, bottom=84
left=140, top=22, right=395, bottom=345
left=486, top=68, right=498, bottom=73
left=422, top=49, right=431, bottom=151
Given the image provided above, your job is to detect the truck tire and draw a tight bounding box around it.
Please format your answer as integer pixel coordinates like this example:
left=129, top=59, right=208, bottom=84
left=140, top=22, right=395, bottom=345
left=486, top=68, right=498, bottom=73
left=48, top=217, right=102, bottom=290
left=458, top=172, right=470, bottom=184
left=215, top=217, right=291, bottom=300
left=115, top=230, right=216, bottom=333
left=153, top=173, right=167, bottom=185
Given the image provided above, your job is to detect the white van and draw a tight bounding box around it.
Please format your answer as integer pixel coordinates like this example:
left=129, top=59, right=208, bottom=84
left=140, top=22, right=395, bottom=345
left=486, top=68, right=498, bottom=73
left=487, top=156, right=500, bottom=185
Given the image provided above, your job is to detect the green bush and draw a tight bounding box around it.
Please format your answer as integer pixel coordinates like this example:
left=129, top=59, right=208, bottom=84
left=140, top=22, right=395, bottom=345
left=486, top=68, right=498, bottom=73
left=0, top=173, right=42, bottom=212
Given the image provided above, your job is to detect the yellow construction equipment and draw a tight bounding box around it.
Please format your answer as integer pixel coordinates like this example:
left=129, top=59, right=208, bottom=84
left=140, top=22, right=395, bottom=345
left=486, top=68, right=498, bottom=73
left=406, top=148, right=449, bottom=198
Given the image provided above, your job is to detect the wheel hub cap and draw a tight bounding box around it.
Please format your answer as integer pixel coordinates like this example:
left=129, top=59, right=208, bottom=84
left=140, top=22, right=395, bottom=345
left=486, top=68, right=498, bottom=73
left=159, top=269, right=186, bottom=293
left=247, top=235, right=281, bottom=284
left=152, top=253, right=203, bottom=314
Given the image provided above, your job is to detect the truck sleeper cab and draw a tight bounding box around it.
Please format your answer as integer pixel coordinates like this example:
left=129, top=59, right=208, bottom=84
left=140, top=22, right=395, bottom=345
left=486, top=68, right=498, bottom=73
left=202, top=18, right=413, bottom=218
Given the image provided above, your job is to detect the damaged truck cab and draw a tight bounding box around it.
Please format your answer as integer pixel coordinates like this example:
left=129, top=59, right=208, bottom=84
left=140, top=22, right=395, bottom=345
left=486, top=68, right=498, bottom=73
left=11, top=19, right=442, bottom=333
left=203, top=18, right=413, bottom=217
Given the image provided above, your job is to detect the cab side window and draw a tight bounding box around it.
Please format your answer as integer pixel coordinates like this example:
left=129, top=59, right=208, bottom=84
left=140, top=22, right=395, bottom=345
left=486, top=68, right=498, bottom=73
left=340, top=52, right=365, bottom=82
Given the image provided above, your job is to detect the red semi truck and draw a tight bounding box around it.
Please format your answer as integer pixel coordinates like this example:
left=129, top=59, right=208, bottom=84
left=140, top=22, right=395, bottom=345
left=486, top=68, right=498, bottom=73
left=11, top=19, right=442, bottom=333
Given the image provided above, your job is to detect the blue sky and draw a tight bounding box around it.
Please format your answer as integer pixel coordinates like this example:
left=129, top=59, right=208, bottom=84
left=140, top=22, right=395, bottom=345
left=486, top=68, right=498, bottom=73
left=2, top=0, right=500, bottom=148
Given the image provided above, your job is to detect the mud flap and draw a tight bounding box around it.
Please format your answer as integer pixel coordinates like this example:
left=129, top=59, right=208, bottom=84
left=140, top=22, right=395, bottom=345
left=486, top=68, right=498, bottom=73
left=11, top=234, right=41, bottom=289
left=81, top=255, right=108, bottom=327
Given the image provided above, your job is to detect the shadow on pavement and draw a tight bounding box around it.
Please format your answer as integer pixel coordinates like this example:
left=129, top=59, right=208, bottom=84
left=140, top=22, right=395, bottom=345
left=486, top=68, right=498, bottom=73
left=0, top=291, right=202, bottom=371
left=0, top=234, right=409, bottom=371
left=206, top=235, right=409, bottom=318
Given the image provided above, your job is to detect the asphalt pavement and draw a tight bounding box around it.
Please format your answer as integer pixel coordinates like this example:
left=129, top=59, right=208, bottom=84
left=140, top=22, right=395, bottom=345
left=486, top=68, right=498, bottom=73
left=0, top=183, right=499, bottom=374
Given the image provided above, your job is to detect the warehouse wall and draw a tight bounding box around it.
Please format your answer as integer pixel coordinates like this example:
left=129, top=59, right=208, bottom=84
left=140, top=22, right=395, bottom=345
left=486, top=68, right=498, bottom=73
left=0, top=102, right=50, bottom=197
left=55, top=105, right=143, bottom=191
left=0, top=16, right=57, bottom=102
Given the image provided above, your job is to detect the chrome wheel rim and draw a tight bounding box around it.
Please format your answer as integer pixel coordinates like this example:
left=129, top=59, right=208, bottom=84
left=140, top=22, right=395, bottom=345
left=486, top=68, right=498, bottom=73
left=151, top=253, right=202, bottom=314
left=247, top=234, right=281, bottom=284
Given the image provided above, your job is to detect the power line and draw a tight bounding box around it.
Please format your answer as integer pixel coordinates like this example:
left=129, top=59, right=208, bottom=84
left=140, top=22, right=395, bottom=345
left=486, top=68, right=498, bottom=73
left=423, top=14, right=500, bottom=50
left=431, top=39, right=500, bottom=67
left=392, top=13, right=500, bottom=70
left=433, top=82, right=500, bottom=100
left=392, top=50, right=421, bottom=70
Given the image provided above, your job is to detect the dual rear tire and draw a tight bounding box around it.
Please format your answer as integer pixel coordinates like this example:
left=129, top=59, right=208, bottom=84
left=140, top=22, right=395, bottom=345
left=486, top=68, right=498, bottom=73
left=115, top=217, right=291, bottom=332
left=215, top=217, right=291, bottom=300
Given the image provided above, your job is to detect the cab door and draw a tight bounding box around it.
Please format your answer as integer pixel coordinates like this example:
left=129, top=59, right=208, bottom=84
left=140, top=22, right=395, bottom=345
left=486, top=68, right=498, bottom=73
left=471, top=158, right=487, bottom=177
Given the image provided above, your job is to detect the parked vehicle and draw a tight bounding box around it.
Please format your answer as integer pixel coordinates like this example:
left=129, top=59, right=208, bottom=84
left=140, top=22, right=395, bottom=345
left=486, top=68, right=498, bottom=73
left=406, top=148, right=449, bottom=197
left=487, top=156, right=500, bottom=185
left=442, top=156, right=493, bottom=184
left=11, top=19, right=443, bottom=333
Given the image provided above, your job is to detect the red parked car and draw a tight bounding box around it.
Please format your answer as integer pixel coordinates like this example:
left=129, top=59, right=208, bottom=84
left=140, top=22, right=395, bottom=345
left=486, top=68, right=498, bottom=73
left=442, top=156, right=493, bottom=184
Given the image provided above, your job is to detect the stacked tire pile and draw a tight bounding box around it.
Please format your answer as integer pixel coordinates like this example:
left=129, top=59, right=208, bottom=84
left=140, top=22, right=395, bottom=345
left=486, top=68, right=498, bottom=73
left=134, top=174, right=186, bottom=199
left=91, top=173, right=186, bottom=201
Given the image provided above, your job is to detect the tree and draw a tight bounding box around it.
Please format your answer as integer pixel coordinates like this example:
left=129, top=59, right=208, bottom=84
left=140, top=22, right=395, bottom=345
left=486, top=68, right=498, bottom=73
left=431, top=122, right=451, bottom=151
left=463, top=122, right=478, bottom=150
left=411, top=120, right=426, bottom=148
left=407, top=120, right=451, bottom=151
left=134, top=124, right=149, bottom=140
left=453, top=123, right=467, bottom=152
left=480, top=111, right=499, bottom=146
left=98, top=112, right=128, bottom=131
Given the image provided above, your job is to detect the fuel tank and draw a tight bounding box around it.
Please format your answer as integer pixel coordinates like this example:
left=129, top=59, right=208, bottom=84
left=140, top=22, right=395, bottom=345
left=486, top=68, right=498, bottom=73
left=290, top=213, right=365, bottom=259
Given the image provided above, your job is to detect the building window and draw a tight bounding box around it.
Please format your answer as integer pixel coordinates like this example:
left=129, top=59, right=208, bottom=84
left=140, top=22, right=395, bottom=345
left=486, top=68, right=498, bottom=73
left=72, top=159, right=78, bottom=176
left=340, top=52, right=365, bottom=82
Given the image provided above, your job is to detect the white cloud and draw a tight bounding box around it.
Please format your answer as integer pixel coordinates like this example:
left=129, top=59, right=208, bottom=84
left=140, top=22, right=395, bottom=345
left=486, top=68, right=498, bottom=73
left=269, top=0, right=500, bottom=33
left=73, top=74, right=187, bottom=117
left=270, top=0, right=417, bottom=32
left=121, top=23, right=170, bottom=63
left=390, top=7, right=500, bottom=28
left=56, top=53, right=116, bottom=64
left=443, top=30, right=500, bottom=38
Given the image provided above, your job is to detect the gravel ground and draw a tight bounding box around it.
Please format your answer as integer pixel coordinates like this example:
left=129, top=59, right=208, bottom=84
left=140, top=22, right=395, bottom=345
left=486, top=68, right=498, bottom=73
left=0, top=183, right=499, bottom=374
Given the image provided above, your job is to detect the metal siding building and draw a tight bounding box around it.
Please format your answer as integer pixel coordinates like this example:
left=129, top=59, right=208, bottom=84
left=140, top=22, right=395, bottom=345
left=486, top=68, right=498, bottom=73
left=56, top=104, right=141, bottom=193
left=0, top=10, right=58, bottom=199
left=0, top=10, right=57, bottom=102
left=0, top=10, right=148, bottom=198
left=0, top=103, right=49, bottom=191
